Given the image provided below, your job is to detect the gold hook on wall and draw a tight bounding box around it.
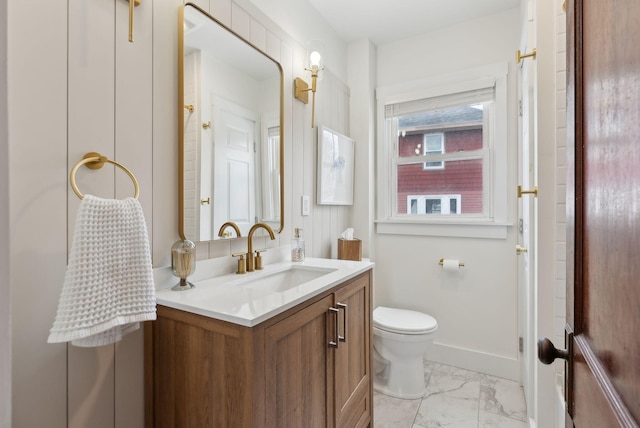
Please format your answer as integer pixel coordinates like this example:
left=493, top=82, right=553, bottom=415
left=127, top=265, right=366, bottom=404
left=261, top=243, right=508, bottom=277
left=127, top=0, right=142, bottom=43
left=516, top=48, right=537, bottom=64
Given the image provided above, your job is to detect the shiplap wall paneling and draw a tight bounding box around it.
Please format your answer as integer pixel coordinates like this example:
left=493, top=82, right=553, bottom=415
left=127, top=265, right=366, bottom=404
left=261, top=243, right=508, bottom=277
left=67, top=0, right=117, bottom=425
left=0, top=0, right=8, bottom=421
left=211, top=0, right=232, bottom=26
left=114, top=0, right=154, bottom=425
left=231, top=3, right=250, bottom=39
left=9, top=0, right=69, bottom=425
left=280, top=41, right=294, bottom=251
left=290, top=46, right=306, bottom=254
left=311, top=71, right=351, bottom=259
left=152, top=0, right=181, bottom=267
left=312, top=74, right=328, bottom=259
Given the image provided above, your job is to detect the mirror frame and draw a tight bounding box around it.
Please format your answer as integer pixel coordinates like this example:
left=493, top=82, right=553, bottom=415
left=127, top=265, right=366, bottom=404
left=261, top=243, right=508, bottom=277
left=178, top=3, right=285, bottom=241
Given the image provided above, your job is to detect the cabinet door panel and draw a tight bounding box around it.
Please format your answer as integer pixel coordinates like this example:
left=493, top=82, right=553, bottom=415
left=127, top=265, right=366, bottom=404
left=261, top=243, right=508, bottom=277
left=333, top=273, right=371, bottom=427
left=265, top=295, right=334, bottom=428
left=153, top=314, right=251, bottom=428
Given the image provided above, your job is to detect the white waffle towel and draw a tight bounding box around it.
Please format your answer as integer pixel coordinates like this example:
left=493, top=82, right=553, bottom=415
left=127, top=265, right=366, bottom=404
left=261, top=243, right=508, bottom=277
left=48, top=195, right=156, bottom=347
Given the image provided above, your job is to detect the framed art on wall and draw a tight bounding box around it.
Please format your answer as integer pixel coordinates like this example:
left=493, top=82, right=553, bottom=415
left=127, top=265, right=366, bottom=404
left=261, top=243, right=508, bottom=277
left=317, top=125, right=354, bottom=205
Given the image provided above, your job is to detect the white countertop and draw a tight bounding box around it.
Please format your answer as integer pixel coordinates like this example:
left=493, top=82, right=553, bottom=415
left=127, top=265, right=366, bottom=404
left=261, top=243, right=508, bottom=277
left=155, top=258, right=374, bottom=327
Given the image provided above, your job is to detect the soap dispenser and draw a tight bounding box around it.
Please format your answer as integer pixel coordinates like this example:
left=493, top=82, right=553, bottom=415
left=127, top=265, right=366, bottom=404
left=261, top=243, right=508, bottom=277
left=291, top=228, right=305, bottom=262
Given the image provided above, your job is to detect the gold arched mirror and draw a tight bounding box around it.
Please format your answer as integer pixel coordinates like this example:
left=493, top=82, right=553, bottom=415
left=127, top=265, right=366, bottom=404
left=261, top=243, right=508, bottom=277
left=179, top=3, right=284, bottom=241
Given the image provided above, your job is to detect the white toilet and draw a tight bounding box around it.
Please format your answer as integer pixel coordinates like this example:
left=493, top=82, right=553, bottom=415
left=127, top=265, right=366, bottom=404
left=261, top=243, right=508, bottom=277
left=373, top=306, right=438, bottom=399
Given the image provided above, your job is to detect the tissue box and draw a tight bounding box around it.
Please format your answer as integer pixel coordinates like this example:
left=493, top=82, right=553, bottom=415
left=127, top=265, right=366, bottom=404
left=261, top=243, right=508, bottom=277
left=338, top=238, right=362, bottom=261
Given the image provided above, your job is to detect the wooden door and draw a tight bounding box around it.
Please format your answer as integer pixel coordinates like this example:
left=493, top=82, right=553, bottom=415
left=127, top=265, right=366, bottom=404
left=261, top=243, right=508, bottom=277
left=562, top=0, right=640, bottom=426
left=333, top=273, right=372, bottom=428
left=264, top=295, right=334, bottom=428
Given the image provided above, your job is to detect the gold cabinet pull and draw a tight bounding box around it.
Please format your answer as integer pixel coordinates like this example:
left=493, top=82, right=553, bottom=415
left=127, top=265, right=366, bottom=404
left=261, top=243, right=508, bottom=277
left=201, top=197, right=211, bottom=205
left=516, top=48, right=537, bottom=64
left=516, top=245, right=528, bottom=255
left=202, top=121, right=211, bottom=129
left=517, top=185, right=538, bottom=198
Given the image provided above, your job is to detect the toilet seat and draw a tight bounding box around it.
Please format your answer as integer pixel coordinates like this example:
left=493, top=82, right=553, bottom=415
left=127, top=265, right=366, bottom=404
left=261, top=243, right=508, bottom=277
left=373, top=306, right=437, bottom=335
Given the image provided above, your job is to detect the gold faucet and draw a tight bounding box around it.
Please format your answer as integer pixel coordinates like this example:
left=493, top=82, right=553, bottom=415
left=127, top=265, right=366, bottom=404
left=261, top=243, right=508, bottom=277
left=218, top=221, right=241, bottom=238
left=246, top=222, right=276, bottom=272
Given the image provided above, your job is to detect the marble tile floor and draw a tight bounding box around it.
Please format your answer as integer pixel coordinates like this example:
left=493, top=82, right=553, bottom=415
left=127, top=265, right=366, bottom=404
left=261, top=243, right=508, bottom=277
left=374, top=360, right=528, bottom=428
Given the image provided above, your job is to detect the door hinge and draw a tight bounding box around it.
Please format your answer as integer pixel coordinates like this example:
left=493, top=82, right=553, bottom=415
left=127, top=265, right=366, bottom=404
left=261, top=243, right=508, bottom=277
left=519, top=99, right=523, bottom=116
left=519, top=336, right=524, bottom=353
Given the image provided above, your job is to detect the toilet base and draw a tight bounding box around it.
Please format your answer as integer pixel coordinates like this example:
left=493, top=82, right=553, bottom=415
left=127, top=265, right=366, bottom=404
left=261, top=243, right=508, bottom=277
left=373, top=382, right=426, bottom=400
left=373, top=354, right=427, bottom=399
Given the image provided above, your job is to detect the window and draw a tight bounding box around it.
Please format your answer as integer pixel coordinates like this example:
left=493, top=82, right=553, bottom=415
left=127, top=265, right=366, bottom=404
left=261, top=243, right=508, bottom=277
left=407, top=195, right=461, bottom=214
left=393, top=91, right=491, bottom=217
left=422, top=133, right=444, bottom=170
left=376, top=63, right=509, bottom=239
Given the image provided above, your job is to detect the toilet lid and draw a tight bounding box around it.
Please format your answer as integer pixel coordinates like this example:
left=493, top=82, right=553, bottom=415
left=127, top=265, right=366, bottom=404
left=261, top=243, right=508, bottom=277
left=373, top=306, right=438, bottom=334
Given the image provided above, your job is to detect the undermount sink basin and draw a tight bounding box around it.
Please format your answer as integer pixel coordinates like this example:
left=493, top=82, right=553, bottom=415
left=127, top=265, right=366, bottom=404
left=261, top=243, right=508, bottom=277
left=237, top=265, right=337, bottom=293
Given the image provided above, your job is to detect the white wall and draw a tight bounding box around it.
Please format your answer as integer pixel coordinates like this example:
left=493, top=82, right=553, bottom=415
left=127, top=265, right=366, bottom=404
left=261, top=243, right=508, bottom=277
left=347, top=39, right=377, bottom=259
left=533, top=0, right=563, bottom=426
left=8, top=0, right=350, bottom=426
left=371, top=8, right=523, bottom=380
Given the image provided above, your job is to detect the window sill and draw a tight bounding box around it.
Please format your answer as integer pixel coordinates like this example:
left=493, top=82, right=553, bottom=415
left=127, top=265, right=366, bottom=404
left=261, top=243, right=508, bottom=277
left=375, top=218, right=512, bottom=239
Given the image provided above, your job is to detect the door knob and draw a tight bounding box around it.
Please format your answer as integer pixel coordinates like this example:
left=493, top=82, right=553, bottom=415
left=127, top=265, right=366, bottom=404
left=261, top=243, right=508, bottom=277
left=538, top=338, right=569, bottom=365
left=516, top=245, right=528, bottom=255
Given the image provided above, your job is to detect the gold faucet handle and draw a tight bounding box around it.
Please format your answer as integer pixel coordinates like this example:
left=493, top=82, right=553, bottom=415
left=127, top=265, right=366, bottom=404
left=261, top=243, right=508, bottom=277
left=254, top=249, right=267, bottom=270
left=232, top=252, right=247, bottom=274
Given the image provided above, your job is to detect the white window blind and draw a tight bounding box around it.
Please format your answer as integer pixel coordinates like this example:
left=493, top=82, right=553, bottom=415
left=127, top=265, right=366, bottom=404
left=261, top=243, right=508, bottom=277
left=384, top=85, right=495, bottom=119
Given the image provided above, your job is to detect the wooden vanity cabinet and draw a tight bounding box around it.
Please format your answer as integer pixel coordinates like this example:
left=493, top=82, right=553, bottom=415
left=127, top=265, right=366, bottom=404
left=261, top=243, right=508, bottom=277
left=145, top=269, right=372, bottom=428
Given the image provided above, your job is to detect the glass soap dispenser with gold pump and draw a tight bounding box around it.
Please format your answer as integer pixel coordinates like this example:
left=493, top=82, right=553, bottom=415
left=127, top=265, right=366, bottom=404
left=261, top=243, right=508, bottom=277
left=291, top=228, right=305, bottom=262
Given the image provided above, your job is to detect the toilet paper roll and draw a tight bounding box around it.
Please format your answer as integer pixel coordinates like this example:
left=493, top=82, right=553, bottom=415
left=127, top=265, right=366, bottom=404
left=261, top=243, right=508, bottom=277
left=442, top=259, right=460, bottom=272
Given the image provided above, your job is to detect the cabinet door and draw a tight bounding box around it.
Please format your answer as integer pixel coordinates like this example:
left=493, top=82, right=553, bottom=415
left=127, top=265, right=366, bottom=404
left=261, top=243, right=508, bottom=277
left=264, top=294, right=335, bottom=428
left=333, top=273, right=372, bottom=428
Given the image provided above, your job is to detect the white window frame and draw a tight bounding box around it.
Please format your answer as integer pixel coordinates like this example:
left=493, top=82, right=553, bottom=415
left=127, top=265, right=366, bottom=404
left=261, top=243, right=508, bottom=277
left=407, top=194, right=461, bottom=214
left=422, top=133, right=444, bottom=170
left=375, top=63, right=510, bottom=239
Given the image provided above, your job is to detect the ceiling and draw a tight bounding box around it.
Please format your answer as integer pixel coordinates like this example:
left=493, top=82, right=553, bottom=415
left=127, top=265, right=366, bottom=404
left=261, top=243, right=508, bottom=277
left=306, top=0, right=521, bottom=45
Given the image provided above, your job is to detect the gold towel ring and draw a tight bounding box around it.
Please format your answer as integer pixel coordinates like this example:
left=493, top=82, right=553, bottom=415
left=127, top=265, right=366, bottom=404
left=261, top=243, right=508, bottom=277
left=70, top=152, right=140, bottom=200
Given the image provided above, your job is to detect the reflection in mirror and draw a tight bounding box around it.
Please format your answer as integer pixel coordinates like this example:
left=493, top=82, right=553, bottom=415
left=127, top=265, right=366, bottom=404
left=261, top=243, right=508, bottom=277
left=179, top=4, right=284, bottom=242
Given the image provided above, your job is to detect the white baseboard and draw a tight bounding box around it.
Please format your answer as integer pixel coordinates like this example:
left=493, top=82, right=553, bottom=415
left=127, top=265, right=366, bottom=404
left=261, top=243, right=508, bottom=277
left=555, top=377, right=566, bottom=428
left=427, top=342, right=520, bottom=381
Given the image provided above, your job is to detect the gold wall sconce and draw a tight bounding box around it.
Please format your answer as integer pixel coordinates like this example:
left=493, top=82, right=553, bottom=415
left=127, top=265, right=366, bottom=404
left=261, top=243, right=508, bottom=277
left=294, top=43, right=324, bottom=128
left=127, top=0, right=142, bottom=43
